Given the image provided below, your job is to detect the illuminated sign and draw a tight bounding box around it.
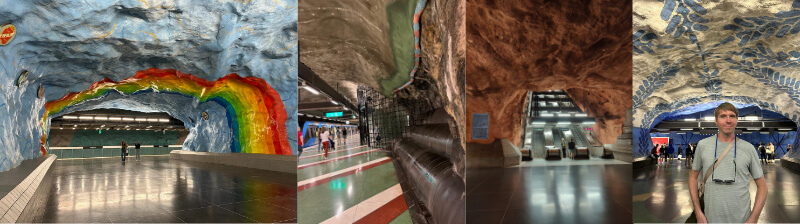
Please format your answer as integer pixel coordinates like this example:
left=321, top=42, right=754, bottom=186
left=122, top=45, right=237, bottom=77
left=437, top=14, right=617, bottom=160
left=1, top=24, right=16, bottom=45
left=326, top=112, right=343, bottom=117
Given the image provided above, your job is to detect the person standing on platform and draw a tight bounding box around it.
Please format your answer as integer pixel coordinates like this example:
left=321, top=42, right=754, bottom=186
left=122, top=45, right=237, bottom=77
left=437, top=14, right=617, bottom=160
left=298, top=126, right=303, bottom=157
left=685, top=143, right=693, bottom=167
left=561, top=138, right=567, bottom=158
left=320, top=126, right=330, bottom=159
left=329, top=127, right=336, bottom=151
left=758, top=142, right=767, bottom=165
left=688, top=102, right=766, bottom=223
left=317, top=125, right=323, bottom=153
left=135, top=141, right=141, bottom=161
left=651, top=143, right=660, bottom=163
left=121, top=140, right=128, bottom=163
left=767, top=142, right=775, bottom=163
left=343, top=127, right=348, bottom=145
left=568, top=138, right=576, bottom=159
left=788, top=144, right=792, bottom=153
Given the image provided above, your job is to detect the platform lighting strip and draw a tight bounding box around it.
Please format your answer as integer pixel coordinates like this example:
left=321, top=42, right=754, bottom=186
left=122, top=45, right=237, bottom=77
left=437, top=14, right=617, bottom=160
left=300, top=80, right=354, bottom=110
left=62, top=115, right=170, bottom=122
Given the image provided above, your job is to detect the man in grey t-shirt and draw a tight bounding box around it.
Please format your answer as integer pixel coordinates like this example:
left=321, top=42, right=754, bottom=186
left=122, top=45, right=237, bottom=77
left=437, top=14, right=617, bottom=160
left=689, top=102, right=767, bottom=223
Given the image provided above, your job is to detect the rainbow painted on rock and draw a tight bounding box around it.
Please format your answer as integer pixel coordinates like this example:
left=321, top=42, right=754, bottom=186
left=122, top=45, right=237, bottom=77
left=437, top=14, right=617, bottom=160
left=40, top=68, right=291, bottom=155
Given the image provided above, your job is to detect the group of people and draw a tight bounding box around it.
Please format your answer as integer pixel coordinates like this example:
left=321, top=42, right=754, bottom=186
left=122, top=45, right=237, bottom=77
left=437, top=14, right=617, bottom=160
left=120, top=140, right=142, bottom=163
left=651, top=140, right=790, bottom=167
left=559, top=138, right=578, bottom=159
left=650, top=142, right=697, bottom=166
left=756, top=142, right=786, bottom=164
left=316, top=126, right=349, bottom=159
left=297, top=125, right=354, bottom=157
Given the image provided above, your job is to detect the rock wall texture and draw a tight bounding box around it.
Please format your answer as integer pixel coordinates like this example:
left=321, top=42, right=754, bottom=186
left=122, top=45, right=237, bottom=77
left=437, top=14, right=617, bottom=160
left=396, top=0, right=466, bottom=146
left=299, top=0, right=421, bottom=100
left=466, top=0, right=632, bottom=146
left=300, top=0, right=465, bottom=142
left=0, top=0, right=297, bottom=172
left=632, top=0, right=800, bottom=159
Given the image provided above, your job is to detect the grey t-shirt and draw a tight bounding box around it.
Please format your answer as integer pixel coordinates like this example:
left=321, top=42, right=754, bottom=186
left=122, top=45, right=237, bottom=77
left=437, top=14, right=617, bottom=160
left=692, top=135, right=763, bottom=223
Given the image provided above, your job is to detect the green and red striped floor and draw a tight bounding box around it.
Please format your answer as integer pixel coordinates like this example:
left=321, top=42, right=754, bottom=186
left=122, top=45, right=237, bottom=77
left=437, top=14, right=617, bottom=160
left=297, top=136, right=412, bottom=224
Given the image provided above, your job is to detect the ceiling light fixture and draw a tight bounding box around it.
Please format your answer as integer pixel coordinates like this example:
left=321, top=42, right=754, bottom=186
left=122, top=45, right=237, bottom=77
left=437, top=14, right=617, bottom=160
left=63, top=116, right=78, bottom=119
left=123, top=117, right=135, bottom=121
left=94, top=116, right=108, bottom=121
left=108, top=117, right=121, bottom=121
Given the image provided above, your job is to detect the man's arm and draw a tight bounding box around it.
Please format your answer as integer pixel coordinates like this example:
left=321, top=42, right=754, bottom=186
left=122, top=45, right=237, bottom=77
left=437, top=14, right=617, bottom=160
left=746, top=177, right=767, bottom=223
left=689, top=170, right=707, bottom=222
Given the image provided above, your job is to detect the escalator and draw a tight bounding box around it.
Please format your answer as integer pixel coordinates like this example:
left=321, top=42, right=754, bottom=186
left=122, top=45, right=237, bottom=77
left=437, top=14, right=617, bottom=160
left=544, top=128, right=554, bottom=147
left=532, top=129, right=546, bottom=158
left=570, top=125, right=607, bottom=157
left=552, top=127, right=563, bottom=149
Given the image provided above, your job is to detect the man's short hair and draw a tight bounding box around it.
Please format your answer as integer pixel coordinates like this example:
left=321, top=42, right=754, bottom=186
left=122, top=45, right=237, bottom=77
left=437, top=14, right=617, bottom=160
left=714, top=102, right=739, bottom=118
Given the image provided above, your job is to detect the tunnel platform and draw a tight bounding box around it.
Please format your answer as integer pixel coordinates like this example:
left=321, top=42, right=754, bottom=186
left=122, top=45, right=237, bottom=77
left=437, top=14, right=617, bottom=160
left=466, top=162, right=632, bottom=223
left=17, top=155, right=297, bottom=223
left=633, top=159, right=800, bottom=223
left=297, top=135, right=416, bottom=223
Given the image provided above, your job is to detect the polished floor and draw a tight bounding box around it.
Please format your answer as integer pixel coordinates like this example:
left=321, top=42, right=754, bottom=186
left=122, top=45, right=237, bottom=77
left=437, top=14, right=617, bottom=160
left=632, top=159, right=800, bottom=223
left=35, top=155, right=297, bottom=223
left=467, top=163, right=632, bottom=224
left=297, top=135, right=413, bottom=224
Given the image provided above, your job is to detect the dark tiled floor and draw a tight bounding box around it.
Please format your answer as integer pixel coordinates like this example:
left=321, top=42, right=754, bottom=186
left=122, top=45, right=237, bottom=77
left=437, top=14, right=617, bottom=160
left=466, top=164, right=632, bottom=224
left=632, top=159, right=800, bottom=223
left=35, top=156, right=297, bottom=223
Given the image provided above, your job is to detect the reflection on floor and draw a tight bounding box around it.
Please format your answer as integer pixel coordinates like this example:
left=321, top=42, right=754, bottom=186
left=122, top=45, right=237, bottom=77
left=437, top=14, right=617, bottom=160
left=633, top=159, right=800, bottom=223
left=297, top=136, right=413, bottom=224
left=36, top=155, right=297, bottom=223
left=467, top=164, right=632, bottom=224
left=519, top=157, right=629, bottom=167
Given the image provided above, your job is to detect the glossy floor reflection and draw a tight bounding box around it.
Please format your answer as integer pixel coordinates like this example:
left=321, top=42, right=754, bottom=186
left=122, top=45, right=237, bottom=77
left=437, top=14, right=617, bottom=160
left=467, top=163, right=632, bottom=224
left=35, top=155, right=297, bottom=223
left=632, top=159, right=800, bottom=223
left=297, top=135, right=413, bottom=224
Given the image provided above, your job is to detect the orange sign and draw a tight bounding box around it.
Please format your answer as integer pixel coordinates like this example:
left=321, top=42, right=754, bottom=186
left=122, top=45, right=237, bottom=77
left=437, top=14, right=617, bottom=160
left=1, top=24, right=16, bottom=45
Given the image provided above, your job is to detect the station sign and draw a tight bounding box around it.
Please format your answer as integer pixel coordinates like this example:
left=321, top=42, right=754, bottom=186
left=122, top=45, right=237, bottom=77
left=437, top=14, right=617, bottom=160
left=326, top=111, right=343, bottom=117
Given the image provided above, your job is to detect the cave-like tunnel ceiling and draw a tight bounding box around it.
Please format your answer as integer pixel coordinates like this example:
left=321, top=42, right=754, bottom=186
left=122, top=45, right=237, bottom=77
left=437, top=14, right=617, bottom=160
left=299, top=0, right=466, bottom=141
left=466, top=0, right=633, bottom=146
left=633, top=1, right=800, bottom=135
left=0, top=0, right=297, bottom=172
left=633, top=0, right=800, bottom=159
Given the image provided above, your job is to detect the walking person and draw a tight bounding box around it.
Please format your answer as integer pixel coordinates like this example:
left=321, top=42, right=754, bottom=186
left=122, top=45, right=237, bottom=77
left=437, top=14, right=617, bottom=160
left=134, top=141, right=141, bottom=161
left=320, top=126, right=330, bottom=159
left=561, top=138, right=567, bottom=158
left=121, top=140, right=128, bottom=163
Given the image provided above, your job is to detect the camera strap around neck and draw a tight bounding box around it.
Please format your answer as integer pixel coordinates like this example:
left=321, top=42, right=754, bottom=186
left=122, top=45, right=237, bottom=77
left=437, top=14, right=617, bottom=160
left=699, top=138, right=735, bottom=196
